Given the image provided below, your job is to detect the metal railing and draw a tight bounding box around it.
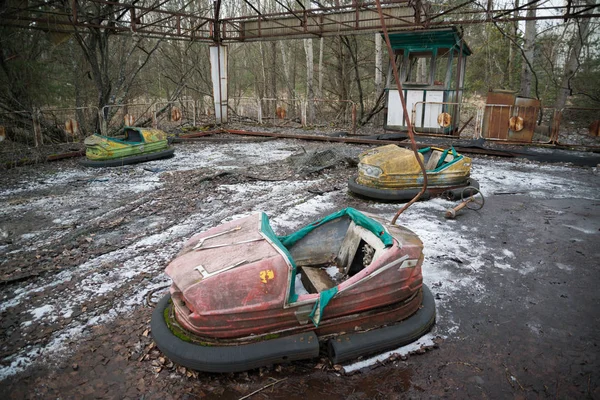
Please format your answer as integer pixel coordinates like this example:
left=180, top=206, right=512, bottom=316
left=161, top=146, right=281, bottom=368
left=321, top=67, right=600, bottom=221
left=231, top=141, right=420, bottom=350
left=0, top=100, right=598, bottom=168
left=554, top=107, right=600, bottom=147
left=229, top=96, right=357, bottom=134
left=480, top=104, right=547, bottom=143
left=39, top=107, right=99, bottom=143
left=100, top=103, right=155, bottom=136
left=153, top=100, right=196, bottom=131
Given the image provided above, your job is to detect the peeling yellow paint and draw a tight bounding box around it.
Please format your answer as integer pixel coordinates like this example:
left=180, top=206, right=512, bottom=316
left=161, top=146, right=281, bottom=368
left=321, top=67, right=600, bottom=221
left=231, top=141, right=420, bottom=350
left=259, top=269, right=275, bottom=284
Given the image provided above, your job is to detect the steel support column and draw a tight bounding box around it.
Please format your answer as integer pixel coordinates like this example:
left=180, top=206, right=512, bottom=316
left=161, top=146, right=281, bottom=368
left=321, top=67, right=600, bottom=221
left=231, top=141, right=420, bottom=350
left=209, top=45, right=228, bottom=124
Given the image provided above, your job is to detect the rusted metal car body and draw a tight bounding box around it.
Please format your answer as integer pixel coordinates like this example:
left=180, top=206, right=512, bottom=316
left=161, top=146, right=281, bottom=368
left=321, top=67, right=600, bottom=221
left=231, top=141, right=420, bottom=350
left=349, top=144, right=477, bottom=201
left=168, top=210, right=423, bottom=338
left=152, top=208, right=435, bottom=372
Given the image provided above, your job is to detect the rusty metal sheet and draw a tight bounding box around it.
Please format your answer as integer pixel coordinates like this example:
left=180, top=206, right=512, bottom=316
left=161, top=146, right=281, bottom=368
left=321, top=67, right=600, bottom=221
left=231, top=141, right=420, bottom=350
left=510, top=97, right=541, bottom=142
left=482, top=90, right=515, bottom=140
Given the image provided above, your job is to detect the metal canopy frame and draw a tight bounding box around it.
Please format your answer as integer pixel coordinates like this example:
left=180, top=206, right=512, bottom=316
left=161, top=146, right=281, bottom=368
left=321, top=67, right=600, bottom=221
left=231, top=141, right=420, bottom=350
left=1, top=0, right=598, bottom=42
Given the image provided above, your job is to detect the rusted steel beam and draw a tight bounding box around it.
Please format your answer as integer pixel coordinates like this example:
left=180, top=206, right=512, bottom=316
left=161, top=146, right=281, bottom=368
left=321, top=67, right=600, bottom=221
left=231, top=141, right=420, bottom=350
left=5, top=2, right=598, bottom=41
left=85, top=0, right=210, bottom=20
left=47, top=150, right=86, bottom=161
left=3, top=150, right=86, bottom=170
left=224, top=129, right=515, bottom=157
left=177, top=129, right=223, bottom=138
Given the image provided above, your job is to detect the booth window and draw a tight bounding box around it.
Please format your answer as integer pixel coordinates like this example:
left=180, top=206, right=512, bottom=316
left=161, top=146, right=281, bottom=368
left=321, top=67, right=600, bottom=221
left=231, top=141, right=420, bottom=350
left=405, top=52, right=432, bottom=85
left=393, top=50, right=405, bottom=83
left=434, top=48, right=452, bottom=87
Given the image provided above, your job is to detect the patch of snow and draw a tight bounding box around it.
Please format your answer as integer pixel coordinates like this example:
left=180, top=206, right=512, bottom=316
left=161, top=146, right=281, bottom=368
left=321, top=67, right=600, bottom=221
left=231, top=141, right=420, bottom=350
left=493, top=260, right=514, bottom=270
left=518, top=262, right=538, bottom=275
left=271, top=192, right=337, bottom=233
left=527, top=322, right=543, bottom=335
left=129, top=181, right=162, bottom=193
left=220, top=212, right=255, bottom=224
left=294, top=274, right=309, bottom=296
left=324, top=266, right=339, bottom=279
left=29, top=304, right=54, bottom=320
left=502, top=249, right=515, bottom=258
left=472, top=158, right=600, bottom=200
left=556, top=262, right=573, bottom=272
left=343, top=332, right=438, bottom=373
left=564, top=225, right=598, bottom=235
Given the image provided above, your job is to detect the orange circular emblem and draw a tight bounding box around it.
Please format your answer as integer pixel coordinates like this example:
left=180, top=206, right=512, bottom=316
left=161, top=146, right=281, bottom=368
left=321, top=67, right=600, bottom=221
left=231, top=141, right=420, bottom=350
left=171, top=107, right=182, bottom=122
left=64, top=118, right=79, bottom=136
left=437, top=112, right=452, bottom=127
left=509, top=116, right=524, bottom=132
left=124, top=114, right=135, bottom=126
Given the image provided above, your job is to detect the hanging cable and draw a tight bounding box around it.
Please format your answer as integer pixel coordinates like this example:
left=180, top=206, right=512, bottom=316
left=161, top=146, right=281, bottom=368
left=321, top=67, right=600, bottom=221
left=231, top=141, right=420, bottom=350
left=374, top=0, right=428, bottom=225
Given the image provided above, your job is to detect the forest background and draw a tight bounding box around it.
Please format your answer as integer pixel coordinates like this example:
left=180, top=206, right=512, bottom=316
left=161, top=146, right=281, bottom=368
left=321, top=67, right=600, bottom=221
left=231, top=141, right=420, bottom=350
left=0, top=0, right=598, bottom=144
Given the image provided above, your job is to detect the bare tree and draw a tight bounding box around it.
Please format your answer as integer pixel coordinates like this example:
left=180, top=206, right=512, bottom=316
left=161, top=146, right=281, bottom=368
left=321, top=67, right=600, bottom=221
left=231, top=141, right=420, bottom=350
left=554, top=0, right=597, bottom=109
left=375, top=33, right=383, bottom=95
left=519, top=4, right=537, bottom=97
left=318, top=37, right=324, bottom=99
left=304, top=38, right=315, bottom=123
left=67, top=1, right=164, bottom=130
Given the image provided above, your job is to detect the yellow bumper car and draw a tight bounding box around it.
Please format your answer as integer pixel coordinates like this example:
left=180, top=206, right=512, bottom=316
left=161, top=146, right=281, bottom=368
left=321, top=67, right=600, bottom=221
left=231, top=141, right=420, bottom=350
left=348, top=144, right=478, bottom=201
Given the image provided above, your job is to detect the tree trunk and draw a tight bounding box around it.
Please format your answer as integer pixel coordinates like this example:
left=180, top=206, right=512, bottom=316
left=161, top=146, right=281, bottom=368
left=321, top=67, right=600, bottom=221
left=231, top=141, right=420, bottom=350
left=318, top=37, right=324, bottom=99
left=304, top=38, right=315, bottom=124
left=270, top=41, right=277, bottom=101
left=375, top=33, right=383, bottom=94
left=279, top=40, right=295, bottom=116
left=519, top=4, right=536, bottom=97
left=258, top=42, right=268, bottom=114
left=553, top=0, right=595, bottom=110
left=507, top=0, right=519, bottom=89
left=342, top=36, right=365, bottom=124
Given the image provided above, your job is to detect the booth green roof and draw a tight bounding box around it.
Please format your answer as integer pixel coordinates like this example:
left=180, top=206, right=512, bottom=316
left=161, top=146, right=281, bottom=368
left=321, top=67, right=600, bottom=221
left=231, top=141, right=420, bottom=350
left=387, top=27, right=472, bottom=56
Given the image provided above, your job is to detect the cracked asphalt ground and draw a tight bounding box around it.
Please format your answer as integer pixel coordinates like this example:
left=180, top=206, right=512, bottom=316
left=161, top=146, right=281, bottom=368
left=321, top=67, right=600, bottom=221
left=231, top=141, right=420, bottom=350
left=1, top=135, right=599, bottom=399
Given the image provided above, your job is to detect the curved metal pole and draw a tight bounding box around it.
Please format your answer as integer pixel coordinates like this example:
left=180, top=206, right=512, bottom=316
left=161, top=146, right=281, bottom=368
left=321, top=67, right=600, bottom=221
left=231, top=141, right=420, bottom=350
left=374, top=0, right=428, bottom=225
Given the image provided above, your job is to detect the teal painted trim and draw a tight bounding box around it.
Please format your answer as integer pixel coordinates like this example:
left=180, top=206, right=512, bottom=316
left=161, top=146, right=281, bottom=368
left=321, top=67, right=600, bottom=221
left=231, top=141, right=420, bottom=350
left=435, top=149, right=450, bottom=169
left=278, top=208, right=394, bottom=250
left=309, top=287, right=339, bottom=327
left=267, top=208, right=394, bottom=305
left=260, top=213, right=298, bottom=303
left=387, top=28, right=472, bottom=56
left=93, top=133, right=145, bottom=144
left=418, top=147, right=431, bottom=154
left=431, top=154, right=464, bottom=173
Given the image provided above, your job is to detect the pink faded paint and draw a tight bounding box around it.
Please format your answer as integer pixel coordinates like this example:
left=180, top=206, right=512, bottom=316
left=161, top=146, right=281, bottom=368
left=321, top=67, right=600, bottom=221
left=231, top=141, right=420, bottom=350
left=166, top=212, right=424, bottom=340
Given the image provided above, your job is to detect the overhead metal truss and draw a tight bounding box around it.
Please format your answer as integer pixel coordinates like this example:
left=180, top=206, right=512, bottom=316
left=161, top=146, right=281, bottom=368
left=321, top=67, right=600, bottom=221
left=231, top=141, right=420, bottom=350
left=0, top=0, right=598, bottom=42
